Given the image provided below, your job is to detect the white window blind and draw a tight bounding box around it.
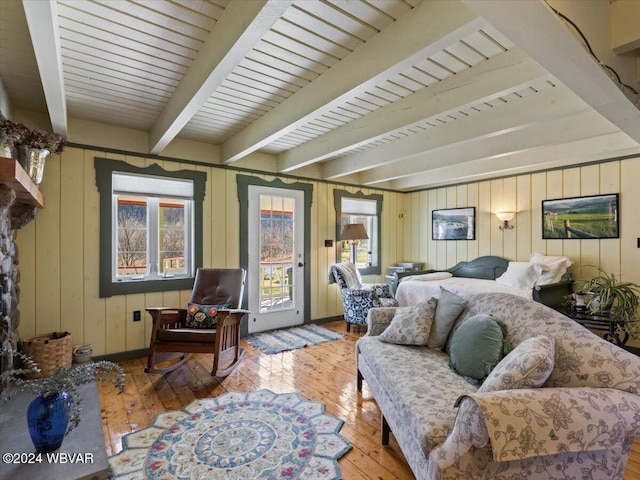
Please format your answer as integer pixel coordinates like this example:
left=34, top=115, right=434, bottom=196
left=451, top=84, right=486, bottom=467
left=113, top=172, right=194, bottom=199
left=341, top=198, right=377, bottom=215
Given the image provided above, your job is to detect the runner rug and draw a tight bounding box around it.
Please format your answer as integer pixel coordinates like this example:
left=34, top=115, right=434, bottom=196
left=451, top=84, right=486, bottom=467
left=245, top=324, right=345, bottom=355
left=108, top=389, right=352, bottom=479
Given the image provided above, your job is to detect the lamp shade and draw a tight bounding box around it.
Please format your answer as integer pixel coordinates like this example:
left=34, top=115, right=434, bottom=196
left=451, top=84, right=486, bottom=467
left=495, top=212, right=516, bottom=222
left=340, top=223, right=368, bottom=241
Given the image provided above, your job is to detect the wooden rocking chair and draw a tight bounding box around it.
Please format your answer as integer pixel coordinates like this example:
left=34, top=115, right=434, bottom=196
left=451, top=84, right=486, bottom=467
left=145, top=268, right=249, bottom=377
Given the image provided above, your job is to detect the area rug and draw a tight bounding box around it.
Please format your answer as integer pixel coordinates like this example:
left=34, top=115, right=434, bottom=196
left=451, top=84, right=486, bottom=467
left=108, top=389, right=351, bottom=479
left=245, top=324, right=345, bottom=355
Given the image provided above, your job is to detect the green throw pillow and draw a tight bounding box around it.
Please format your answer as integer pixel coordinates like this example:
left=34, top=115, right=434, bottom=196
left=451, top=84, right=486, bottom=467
left=426, top=288, right=468, bottom=350
left=448, top=314, right=505, bottom=383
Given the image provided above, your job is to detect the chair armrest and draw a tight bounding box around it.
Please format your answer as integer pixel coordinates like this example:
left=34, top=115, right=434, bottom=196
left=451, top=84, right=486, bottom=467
left=362, top=283, right=394, bottom=298
left=146, top=307, right=187, bottom=326
left=432, top=387, right=640, bottom=469
left=365, top=307, right=397, bottom=336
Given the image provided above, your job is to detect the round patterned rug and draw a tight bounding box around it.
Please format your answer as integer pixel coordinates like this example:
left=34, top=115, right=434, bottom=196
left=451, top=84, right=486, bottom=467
left=108, top=389, right=352, bottom=479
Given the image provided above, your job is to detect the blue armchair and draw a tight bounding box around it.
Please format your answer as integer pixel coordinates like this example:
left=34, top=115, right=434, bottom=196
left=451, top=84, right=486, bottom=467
left=329, top=262, right=398, bottom=331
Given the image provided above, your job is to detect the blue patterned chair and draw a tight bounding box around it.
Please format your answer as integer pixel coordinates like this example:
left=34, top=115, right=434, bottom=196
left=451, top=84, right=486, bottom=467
left=329, top=262, right=398, bottom=331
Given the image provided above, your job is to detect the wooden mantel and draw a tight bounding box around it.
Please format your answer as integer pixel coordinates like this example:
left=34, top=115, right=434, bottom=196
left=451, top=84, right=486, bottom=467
left=0, top=157, right=44, bottom=208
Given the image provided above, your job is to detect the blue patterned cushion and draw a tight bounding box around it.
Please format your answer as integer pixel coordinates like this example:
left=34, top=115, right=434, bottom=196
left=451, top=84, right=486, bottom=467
left=185, top=303, right=231, bottom=328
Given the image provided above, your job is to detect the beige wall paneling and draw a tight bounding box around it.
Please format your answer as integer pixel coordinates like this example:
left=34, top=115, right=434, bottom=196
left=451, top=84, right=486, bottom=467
left=516, top=175, right=532, bottom=261
left=562, top=168, right=582, bottom=267
left=466, top=183, right=479, bottom=261
left=545, top=170, right=564, bottom=256
left=382, top=189, right=399, bottom=271
left=143, top=292, right=164, bottom=348
left=477, top=181, right=491, bottom=258
left=33, top=149, right=62, bottom=337
left=502, top=177, right=517, bottom=261
left=490, top=179, right=506, bottom=258
left=620, top=158, right=640, bottom=348
left=314, top=181, right=329, bottom=320
left=326, top=182, right=339, bottom=316
left=599, top=161, right=621, bottom=275
left=82, top=149, right=107, bottom=355
left=531, top=172, right=546, bottom=255
left=579, top=164, right=601, bottom=272
left=58, top=149, right=85, bottom=342
left=210, top=167, right=228, bottom=268
left=456, top=185, right=468, bottom=263
left=424, top=190, right=435, bottom=269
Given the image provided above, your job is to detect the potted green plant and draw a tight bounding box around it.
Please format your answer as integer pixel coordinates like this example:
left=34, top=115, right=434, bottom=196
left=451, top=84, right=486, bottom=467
left=1, top=348, right=124, bottom=452
left=577, top=265, right=640, bottom=337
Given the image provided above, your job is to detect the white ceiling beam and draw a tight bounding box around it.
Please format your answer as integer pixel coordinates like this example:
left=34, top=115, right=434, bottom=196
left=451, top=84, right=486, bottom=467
left=361, top=110, right=619, bottom=185
left=220, top=0, right=482, bottom=164
left=149, top=0, right=292, bottom=155
left=323, top=85, right=586, bottom=179
left=463, top=0, right=640, bottom=143
left=278, top=48, right=549, bottom=172
left=390, top=132, right=640, bottom=191
left=22, top=0, right=67, bottom=136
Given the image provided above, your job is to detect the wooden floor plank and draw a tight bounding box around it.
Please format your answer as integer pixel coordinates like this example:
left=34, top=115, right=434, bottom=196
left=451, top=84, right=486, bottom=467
left=97, top=320, right=640, bottom=479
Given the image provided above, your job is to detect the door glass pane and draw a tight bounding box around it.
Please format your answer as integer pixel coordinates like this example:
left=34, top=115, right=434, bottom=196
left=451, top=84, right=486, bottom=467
left=159, top=198, right=187, bottom=276
left=259, top=194, right=295, bottom=312
left=116, top=195, right=147, bottom=277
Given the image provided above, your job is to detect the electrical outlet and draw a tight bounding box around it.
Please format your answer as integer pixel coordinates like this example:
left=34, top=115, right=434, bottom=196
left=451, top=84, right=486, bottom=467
left=133, top=310, right=141, bottom=322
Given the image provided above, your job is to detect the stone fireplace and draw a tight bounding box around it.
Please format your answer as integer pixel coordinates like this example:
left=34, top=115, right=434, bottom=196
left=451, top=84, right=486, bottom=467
left=0, top=182, right=38, bottom=371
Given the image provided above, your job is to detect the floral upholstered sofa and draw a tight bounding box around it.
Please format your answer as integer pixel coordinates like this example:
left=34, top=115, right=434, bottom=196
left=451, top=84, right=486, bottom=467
left=356, top=292, right=640, bottom=480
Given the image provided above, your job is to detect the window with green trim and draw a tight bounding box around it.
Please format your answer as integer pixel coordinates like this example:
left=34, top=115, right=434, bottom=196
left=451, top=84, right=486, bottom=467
left=334, top=190, right=382, bottom=276
left=95, top=159, right=206, bottom=297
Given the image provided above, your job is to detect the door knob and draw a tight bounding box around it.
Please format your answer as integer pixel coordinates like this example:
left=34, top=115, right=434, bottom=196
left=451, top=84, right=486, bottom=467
left=298, top=262, right=304, bottom=267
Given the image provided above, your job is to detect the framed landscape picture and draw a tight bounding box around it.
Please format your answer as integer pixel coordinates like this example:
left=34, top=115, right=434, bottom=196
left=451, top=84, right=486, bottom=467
left=432, top=207, right=475, bottom=240
left=542, top=193, right=619, bottom=239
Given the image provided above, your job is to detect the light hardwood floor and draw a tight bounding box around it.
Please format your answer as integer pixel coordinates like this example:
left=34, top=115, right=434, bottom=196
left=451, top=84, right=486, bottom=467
left=97, top=320, right=640, bottom=479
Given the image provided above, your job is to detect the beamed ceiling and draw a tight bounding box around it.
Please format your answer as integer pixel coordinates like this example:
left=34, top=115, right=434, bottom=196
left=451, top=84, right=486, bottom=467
left=1, top=0, right=639, bottom=191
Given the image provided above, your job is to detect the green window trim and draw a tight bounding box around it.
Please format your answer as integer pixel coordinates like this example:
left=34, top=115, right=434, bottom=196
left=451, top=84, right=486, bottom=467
left=95, top=158, right=207, bottom=297
left=333, top=189, right=383, bottom=276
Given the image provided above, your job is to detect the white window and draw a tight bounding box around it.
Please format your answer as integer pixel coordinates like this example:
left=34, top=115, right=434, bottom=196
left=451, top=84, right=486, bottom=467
left=112, top=172, right=194, bottom=281
left=334, top=190, right=382, bottom=275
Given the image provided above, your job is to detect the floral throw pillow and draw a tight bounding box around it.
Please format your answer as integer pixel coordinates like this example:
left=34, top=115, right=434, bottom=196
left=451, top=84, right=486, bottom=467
left=185, top=303, right=231, bottom=329
left=477, top=335, right=555, bottom=393
left=379, top=298, right=437, bottom=345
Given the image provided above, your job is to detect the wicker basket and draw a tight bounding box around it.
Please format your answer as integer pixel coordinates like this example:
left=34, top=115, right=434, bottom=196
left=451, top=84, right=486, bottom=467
left=22, top=332, right=73, bottom=379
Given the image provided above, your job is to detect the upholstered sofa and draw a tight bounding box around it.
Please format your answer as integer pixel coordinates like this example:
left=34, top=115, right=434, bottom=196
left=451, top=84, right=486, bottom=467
left=356, top=292, right=640, bottom=480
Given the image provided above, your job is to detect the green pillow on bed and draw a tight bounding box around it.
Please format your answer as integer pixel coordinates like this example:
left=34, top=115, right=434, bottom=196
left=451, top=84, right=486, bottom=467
left=426, top=288, right=467, bottom=350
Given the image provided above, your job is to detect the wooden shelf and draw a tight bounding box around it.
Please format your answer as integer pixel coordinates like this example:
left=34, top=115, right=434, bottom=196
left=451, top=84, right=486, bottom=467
left=0, top=157, right=44, bottom=208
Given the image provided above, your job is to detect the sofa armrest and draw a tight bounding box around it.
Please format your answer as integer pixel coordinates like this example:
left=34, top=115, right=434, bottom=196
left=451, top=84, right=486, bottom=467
left=365, top=307, right=397, bottom=336
left=432, top=387, right=640, bottom=471
left=361, top=282, right=394, bottom=299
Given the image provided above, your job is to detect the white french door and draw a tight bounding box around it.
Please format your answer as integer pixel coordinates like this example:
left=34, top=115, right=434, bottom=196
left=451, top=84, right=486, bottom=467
left=247, top=185, right=305, bottom=333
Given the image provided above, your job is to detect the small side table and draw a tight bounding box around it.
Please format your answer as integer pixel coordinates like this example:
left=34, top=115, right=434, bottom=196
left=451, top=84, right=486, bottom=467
left=568, top=312, right=629, bottom=347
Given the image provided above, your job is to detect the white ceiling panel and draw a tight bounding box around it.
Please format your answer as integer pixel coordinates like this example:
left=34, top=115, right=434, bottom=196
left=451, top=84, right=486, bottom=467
left=0, top=0, right=638, bottom=191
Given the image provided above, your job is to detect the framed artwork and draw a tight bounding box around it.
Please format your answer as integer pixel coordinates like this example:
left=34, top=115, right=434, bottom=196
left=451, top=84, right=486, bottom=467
left=432, top=207, right=475, bottom=240
left=542, top=193, right=619, bottom=239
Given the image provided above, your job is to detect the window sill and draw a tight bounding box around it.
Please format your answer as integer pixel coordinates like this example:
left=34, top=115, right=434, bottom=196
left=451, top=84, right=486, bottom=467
left=100, top=276, right=195, bottom=297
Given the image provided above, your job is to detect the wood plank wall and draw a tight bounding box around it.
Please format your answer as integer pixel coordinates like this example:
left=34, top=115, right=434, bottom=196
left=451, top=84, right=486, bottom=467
left=403, top=157, right=640, bottom=347
left=15, top=147, right=404, bottom=355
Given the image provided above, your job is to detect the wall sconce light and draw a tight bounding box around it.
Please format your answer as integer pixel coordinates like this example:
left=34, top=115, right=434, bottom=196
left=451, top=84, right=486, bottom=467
left=340, top=223, right=368, bottom=264
left=495, top=212, right=516, bottom=230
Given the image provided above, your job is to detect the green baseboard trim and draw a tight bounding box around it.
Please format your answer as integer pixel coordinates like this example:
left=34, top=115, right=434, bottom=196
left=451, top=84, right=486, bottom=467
left=307, top=315, right=345, bottom=325
left=93, top=348, right=148, bottom=363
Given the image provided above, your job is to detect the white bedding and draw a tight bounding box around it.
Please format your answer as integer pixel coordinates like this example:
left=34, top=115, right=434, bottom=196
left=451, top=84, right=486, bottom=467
left=395, top=276, right=533, bottom=307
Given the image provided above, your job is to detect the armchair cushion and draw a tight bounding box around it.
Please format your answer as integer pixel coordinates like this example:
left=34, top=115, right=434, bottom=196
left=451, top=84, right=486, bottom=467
left=331, top=262, right=362, bottom=289
left=185, top=303, right=231, bottom=328
left=478, top=335, right=555, bottom=393
left=379, top=298, right=437, bottom=345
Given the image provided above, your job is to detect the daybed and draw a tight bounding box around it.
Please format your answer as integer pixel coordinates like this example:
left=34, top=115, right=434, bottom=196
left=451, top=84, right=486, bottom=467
left=394, top=255, right=572, bottom=312
left=356, top=292, right=640, bottom=480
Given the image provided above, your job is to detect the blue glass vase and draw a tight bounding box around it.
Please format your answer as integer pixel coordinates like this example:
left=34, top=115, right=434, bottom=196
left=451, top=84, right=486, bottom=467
left=27, top=392, right=71, bottom=453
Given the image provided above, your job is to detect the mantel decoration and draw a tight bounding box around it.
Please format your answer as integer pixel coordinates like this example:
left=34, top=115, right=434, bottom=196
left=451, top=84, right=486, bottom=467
left=1, top=348, right=124, bottom=453
left=574, top=265, right=640, bottom=338
left=0, top=113, right=66, bottom=185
